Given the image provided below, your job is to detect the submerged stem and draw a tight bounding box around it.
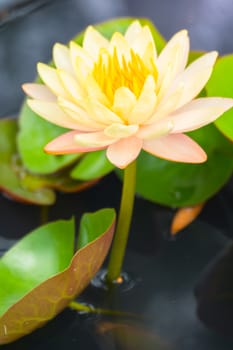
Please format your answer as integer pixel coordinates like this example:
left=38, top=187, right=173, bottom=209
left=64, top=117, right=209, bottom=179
left=106, top=160, right=137, bottom=283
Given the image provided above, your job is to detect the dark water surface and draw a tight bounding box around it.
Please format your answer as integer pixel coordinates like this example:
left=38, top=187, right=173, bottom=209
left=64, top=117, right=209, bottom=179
left=1, top=0, right=233, bottom=349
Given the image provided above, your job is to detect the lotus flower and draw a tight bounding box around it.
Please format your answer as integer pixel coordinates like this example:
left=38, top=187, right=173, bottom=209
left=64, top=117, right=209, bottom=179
left=23, top=21, right=233, bottom=168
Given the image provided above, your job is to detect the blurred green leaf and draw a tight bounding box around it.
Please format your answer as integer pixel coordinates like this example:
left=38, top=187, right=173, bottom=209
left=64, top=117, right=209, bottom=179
left=71, top=150, right=114, bottom=181
left=206, top=54, right=233, bottom=140
left=0, top=117, right=55, bottom=204
left=17, top=103, right=80, bottom=174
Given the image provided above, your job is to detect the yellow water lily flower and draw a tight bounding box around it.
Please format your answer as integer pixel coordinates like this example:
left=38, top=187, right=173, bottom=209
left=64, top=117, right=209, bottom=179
left=23, top=20, right=233, bottom=168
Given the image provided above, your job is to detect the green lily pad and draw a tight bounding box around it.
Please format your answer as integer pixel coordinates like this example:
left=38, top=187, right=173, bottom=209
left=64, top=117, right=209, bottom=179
left=71, top=150, right=115, bottom=181
left=17, top=103, right=80, bottom=174
left=17, top=18, right=165, bottom=175
left=205, top=54, right=233, bottom=140
left=0, top=117, right=98, bottom=205
left=0, top=208, right=115, bottom=344
left=0, top=117, right=55, bottom=204
left=124, top=124, right=233, bottom=207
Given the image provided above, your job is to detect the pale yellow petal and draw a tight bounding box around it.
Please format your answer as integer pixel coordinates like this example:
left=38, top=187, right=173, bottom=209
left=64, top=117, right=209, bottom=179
left=22, top=83, right=56, bottom=101
left=58, top=97, right=104, bottom=130
left=137, top=119, right=174, bottom=139
left=171, top=97, right=233, bottom=133
left=128, top=75, right=157, bottom=124
left=37, top=63, right=69, bottom=99
left=75, top=131, right=115, bottom=147
left=57, top=69, right=86, bottom=106
left=166, top=51, right=218, bottom=110
left=124, top=20, right=143, bottom=42
left=87, top=100, right=123, bottom=125
left=109, top=32, right=131, bottom=61
left=69, top=41, right=93, bottom=65
left=130, top=26, right=157, bottom=58
left=27, top=99, right=81, bottom=130
left=104, top=123, right=138, bottom=138
left=112, top=87, right=137, bottom=120
left=53, top=43, right=74, bottom=74
left=85, top=75, right=110, bottom=107
left=147, top=83, right=184, bottom=123
left=83, top=26, right=109, bottom=59
left=157, top=30, right=189, bottom=98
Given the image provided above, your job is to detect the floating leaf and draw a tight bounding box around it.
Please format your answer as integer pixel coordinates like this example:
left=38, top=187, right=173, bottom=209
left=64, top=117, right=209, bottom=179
left=118, top=124, right=233, bottom=207
left=71, top=150, right=115, bottom=181
left=17, top=103, right=80, bottom=174
left=0, top=117, right=98, bottom=205
left=170, top=203, right=205, bottom=235
left=0, top=208, right=115, bottom=344
left=0, top=117, right=55, bottom=204
left=206, top=55, right=233, bottom=140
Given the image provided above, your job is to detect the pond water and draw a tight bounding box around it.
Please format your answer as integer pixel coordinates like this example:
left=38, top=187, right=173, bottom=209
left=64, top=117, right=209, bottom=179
left=1, top=0, right=233, bottom=349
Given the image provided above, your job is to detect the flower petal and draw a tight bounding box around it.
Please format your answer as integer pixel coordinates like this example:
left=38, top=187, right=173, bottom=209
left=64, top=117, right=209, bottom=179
left=27, top=100, right=82, bottom=130
left=45, top=131, right=106, bottom=154
left=83, top=26, right=109, bottom=59
left=130, top=26, right=157, bottom=58
left=69, top=41, right=93, bottom=74
left=75, top=131, right=115, bottom=147
left=85, top=74, right=110, bottom=107
left=53, top=43, right=74, bottom=74
left=124, top=20, right=143, bottom=42
left=57, top=69, right=86, bottom=106
left=171, top=97, right=233, bottom=133
left=37, top=63, right=69, bottom=99
left=104, top=123, right=138, bottom=138
left=157, top=30, right=189, bottom=99
left=58, top=97, right=104, bottom=130
left=87, top=100, right=123, bottom=125
left=22, top=83, right=56, bottom=101
left=137, top=119, right=174, bottom=139
left=107, top=136, right=143, bottom=168
left=109, top=32, right=131, bottom=61
left=166, top=51, right=218, bottom=109
left=143, top=133, right=207, bottom=163
left=112, top=87, right=137, bottom=120
left=128, top=75, right=157, bottom=124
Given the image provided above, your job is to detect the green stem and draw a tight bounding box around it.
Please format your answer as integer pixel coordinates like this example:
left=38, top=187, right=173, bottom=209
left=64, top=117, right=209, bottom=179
left=106, top=160, right=137, bottom=283
left=40, top=205, right=49, bottom=225
left=69, top=301, right=140, bottom=319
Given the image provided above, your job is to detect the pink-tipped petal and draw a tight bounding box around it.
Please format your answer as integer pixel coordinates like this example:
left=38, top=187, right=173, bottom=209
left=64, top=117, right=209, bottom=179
left=45, top=131, right=106, bottom=154
left=143, top=133, right=207, bottom=163
left=22, top=84, right=56, bottom=101
left=27, top=100, right=82, bottom=130
left=106, top=136, right=143, bottom=168
left=171, top=97, right=233, bottom=133
left=74, top=131, right=115, bottom=147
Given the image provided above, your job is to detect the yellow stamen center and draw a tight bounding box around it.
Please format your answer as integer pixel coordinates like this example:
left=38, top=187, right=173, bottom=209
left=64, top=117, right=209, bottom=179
left=92, top=47, right=158, bottom=103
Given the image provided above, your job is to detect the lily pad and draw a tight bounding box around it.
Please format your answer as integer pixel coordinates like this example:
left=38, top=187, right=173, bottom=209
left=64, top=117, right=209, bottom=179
left=205, top=54, right=233, bottom=140
left=0, top=208, right=115, bottom=344
left=0, top=117, right=55, bottom=204
left=71, top=150, right=115, bottom=181
left=17, top=18, right=165, bottom=175
left=0, top=117, right=99, bottom=205
left=126, top=124, right=233, bottom=207
left=17, top=103, right=80, bottom=174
